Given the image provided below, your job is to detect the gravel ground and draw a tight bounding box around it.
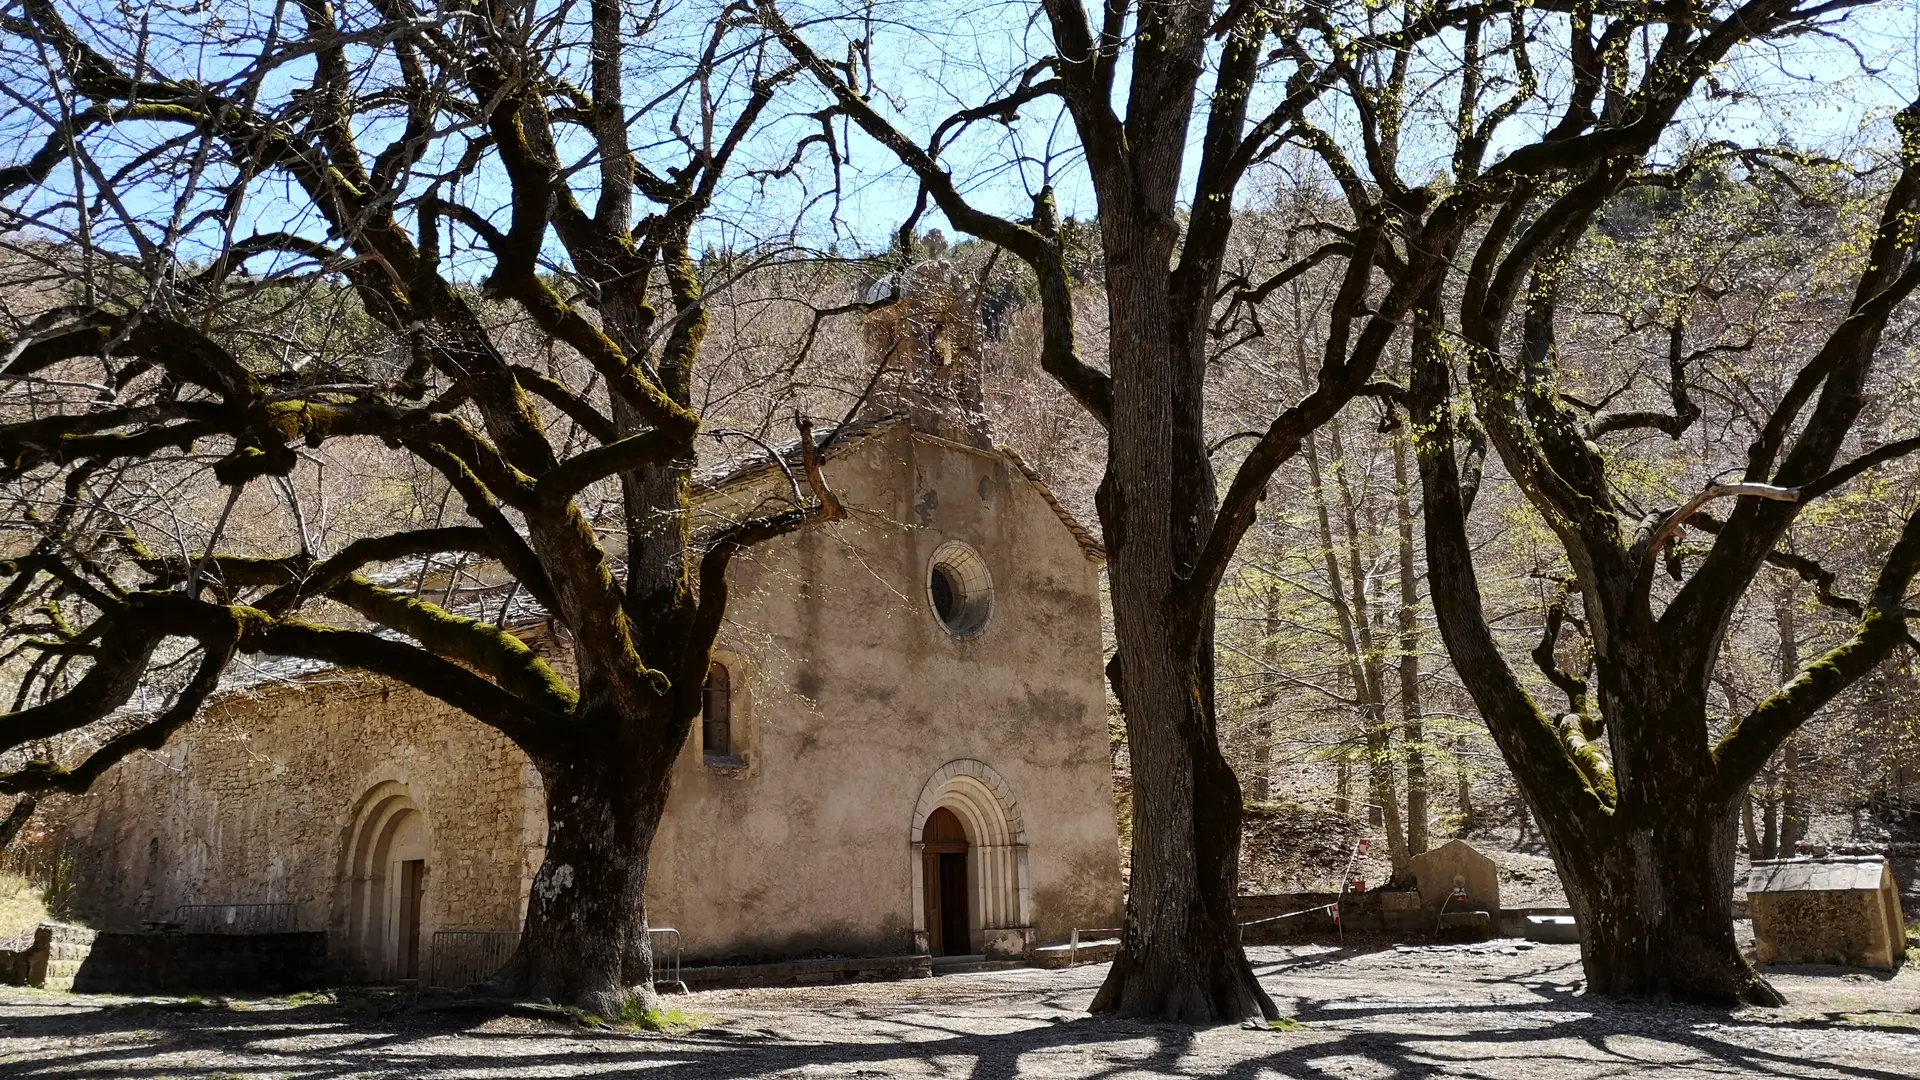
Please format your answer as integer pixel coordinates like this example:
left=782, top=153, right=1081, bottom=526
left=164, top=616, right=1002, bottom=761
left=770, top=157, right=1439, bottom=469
left=0, top=943, right=1915, bottom=1079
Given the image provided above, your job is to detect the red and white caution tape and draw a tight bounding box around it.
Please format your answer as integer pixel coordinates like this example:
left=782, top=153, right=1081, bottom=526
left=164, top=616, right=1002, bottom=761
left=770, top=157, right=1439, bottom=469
left=1239, top=902, right=1341, bottom=928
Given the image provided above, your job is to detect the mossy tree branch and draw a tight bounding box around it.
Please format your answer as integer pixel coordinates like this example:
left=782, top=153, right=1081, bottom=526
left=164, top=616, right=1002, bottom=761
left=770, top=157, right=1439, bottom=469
left=0, top=627, right=238, bottom=796
left=327, top=576, right=578, bottom=717
left=683, top=418, right=843, bottom=718
left=1710, top=499, right=1920, bottom=799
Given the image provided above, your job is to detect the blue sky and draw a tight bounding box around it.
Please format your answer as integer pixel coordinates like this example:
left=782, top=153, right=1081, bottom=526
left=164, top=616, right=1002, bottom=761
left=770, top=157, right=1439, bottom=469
left=779, top=0, right=1920, bottom=250
left=4, top=0, right=1918, bottom=275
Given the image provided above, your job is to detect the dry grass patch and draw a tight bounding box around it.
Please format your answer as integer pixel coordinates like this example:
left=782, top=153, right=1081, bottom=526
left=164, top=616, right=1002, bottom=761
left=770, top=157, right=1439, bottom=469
left=0, top=872, right=48, bottom=942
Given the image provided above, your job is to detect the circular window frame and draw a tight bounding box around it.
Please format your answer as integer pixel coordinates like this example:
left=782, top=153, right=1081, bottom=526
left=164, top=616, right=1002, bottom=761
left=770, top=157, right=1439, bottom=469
left=927, top=541, right=994, bottom=639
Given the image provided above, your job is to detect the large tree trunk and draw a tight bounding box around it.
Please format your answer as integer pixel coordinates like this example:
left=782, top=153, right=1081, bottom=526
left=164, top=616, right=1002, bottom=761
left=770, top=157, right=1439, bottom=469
left=1089, top=218, right=1274, bottom=1024
left=1526, top=654, right=1784, bottom=1004
left=1092, top=581, right=1270, bottom=1021
left=1547, top=785, right=1779, bottom=1004
left=1412, top=324, right=1784, bottom=1006
left=505, top=736, right=673, bottom=1015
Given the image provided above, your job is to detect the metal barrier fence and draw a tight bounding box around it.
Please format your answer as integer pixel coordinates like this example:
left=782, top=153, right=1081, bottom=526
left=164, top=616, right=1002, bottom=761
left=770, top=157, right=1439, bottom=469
left=650, top=927, right=684, bottom=993
left=173, top=903, right=299, bottom=934
left=430, top=930, right=519, bottom=989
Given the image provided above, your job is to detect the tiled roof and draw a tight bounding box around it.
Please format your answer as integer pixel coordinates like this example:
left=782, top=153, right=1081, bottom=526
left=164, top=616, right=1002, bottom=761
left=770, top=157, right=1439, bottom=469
left=693, top=414, right=903, bottom=494
left=1744, top=856, right=1888, bottom=894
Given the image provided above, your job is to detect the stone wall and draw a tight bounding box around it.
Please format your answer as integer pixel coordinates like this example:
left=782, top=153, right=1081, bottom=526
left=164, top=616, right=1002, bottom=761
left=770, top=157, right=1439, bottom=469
left=57, top=677, right=543, bottom=980
left=0, top=923, right=97, bottom=990
left=1238, top=892, right=1580, bottom=943
left=1751, top=889, right=1903, bottom=969
left=1238, top=891, right=1432, bottom=942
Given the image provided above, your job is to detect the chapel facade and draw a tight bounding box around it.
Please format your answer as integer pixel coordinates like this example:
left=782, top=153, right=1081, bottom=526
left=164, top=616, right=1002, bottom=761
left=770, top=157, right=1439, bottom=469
left=49, top=270, right=1124, bottom=982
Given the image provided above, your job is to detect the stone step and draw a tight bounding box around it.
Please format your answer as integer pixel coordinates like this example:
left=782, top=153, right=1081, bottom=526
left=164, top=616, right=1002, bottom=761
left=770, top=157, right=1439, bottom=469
left=1524, top=915, right=1580, bottom=944
left=1028, top=939, right=1119, bottom=968
left=930, top=955, right=1027, bottom=975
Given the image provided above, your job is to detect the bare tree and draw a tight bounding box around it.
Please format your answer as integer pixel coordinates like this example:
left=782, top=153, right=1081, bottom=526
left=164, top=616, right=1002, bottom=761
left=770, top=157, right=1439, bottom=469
left=758, top=0, right=1882, bottom=1019
left=0, top=0, right=848, bottom=1015
left=1410, top=86, right=1920, bottom=1003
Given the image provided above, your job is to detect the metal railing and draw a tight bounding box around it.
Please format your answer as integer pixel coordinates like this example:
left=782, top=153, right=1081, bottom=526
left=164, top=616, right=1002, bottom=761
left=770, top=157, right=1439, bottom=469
left=652, top=926, right=691, bottom=991
left=173, top=902, right=299, bottom=934
left=650, top=927, right=684, bottom=993
left=430, top=929, right=519, bottom=989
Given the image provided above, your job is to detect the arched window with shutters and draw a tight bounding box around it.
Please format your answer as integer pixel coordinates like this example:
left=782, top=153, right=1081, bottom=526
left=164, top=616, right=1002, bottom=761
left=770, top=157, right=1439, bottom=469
left=702, top=661, right=732, bottom=760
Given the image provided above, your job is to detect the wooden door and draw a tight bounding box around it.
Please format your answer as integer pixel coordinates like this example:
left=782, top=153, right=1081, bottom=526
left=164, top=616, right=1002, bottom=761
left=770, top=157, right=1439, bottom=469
left=938, top=852, right=970, bottom=956
left=923, top=852, right=944, bottom=954
left=400, top=859, right=425, bottom=980
left=922, top=807, right=971, bottom=957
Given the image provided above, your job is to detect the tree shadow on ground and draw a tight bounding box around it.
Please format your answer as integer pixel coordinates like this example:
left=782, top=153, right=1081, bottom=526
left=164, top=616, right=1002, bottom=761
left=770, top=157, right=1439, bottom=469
left=1761, top=961, right=1905, bottom=984
left=0, top=976, right=1913, bottom=1080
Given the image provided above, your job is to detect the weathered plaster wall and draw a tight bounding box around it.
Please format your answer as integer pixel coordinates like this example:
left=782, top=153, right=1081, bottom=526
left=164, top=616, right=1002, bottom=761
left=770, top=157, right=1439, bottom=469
left=657, top=425, right=1122, bottom=960
left=57, top=426, right=1121, bottom=969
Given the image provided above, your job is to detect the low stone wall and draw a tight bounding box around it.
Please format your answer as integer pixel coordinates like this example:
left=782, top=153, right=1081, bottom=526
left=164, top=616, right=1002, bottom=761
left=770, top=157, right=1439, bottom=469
left=71, top=932, right=327, bottom=995
left=679, top=954, right=931, bottom=990
left=1239, top=892, right=1343, bottom=942
left=1240, top=891, right=1434, bottom=942
left=0, top=924, right=98, bottom=991
left=1239, top=893, right=1611, bottom=943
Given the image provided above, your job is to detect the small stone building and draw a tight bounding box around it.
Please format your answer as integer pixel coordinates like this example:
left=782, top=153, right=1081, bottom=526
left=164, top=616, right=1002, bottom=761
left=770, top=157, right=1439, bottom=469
left=49, top=272, right=1124, bottom=982
left=1746, top=856, right=1906, bottom=970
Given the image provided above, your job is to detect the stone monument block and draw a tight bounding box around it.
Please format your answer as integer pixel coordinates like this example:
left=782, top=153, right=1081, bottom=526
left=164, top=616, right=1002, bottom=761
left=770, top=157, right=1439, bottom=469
left=1746, top=856, right=1905, bottom=970
left=1436, top=910, right=1492, bottom=942
left=1410, top=839, right=1501, bottom=914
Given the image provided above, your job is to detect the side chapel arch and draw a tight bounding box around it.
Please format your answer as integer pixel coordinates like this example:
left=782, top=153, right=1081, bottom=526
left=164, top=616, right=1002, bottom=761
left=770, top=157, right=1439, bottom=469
left=338, top=781, right=431, bottom=982
left=908, top=759, right=1030, bottom=956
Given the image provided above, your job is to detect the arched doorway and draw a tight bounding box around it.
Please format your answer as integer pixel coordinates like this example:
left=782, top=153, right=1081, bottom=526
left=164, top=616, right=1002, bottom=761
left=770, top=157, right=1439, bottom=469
left=922, top=807, right=971, bottom=955
left=340, top=782, right=430, bottom=982
left=909, top=759, right=1031, bottom=959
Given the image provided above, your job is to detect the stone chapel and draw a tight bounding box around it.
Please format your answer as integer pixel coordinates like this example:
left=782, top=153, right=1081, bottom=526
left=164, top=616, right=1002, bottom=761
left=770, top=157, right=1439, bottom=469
left=48, top=264, right=1124, bottom=983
